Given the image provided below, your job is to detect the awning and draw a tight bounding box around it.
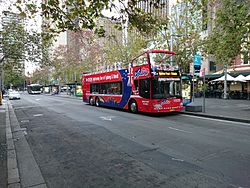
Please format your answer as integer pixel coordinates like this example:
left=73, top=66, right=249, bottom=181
left=211, top=74, right=236, bottom=82
left=234, top=74, right=246, bottom=82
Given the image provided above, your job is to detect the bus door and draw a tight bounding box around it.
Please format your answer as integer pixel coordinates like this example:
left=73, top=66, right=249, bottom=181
left=181, top=75, right=192, bottom=106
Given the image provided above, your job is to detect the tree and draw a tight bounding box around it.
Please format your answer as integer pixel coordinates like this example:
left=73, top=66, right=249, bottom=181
left=151, top=0, right=204, bottom=73
left=102, top=32, right=148, bottom=68
left=15, top=0, right=166, bottom=36
left=205, top=0, right=249, bottom=65
left=1, top=18, right=37, bottom=87
left=31, top=66, right=52, bottom=85
left=204, top=0, right=250, bottom=98
left=1, top=16, right=47, bottom=87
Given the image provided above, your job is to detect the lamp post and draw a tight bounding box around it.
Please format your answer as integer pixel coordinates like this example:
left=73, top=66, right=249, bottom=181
left=0, top=54, right=5, bottom=105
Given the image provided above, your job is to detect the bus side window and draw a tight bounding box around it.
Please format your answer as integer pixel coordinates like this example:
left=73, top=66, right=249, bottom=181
left=134, top=80, right=139, bottom=94
left=139, top=79, right=150, bottom=99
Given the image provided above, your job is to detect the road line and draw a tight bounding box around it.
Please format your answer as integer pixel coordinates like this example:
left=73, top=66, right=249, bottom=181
left=99, top=116, right=116, bottom=121
left=33, top=114, right=44, bottom=117
left=171, top=158, right=184, bottom=162
left=181, top=114, right=250, bottom=126
left=168, top=127, right=192, bottom=134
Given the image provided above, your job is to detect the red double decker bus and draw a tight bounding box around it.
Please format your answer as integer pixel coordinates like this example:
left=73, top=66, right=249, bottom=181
left=82, top=49, right=183, bottom=113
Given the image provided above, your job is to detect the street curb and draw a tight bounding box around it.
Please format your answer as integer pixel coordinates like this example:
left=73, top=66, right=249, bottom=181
left=179, top=111, right=250, bottom=124
left=6, top=101, right=48, bottom=188
left=6, top=101, right=21, bottom=188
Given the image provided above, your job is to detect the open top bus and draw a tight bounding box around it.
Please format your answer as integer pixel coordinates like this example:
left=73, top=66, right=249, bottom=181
left=82, top=49, right=183, bottom=113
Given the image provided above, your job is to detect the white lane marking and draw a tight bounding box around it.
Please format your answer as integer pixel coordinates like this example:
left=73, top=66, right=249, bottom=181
left=33, top=114, right=43, bottom=117
left=171, top=158, right=184, bottom=162
left=181, top=114, right=250, bottom=126
left=15, top=106, right=38, bottom=109
left=99, top=116, right=115, bottom=121
left=35, top=99, right=41, bottom=101
left=21, top=120, right=29, bottom=123
left=168, top=127, right=192, bottom=134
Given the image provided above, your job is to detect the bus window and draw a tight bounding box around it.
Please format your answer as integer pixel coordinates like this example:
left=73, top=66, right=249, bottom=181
left=90, top=82, right=122, bottom=95
left=134, top=80, right=139, bottom=93
left=152, top=78, right=181, bottom=99
left=139, top=79, right=150, bottom=99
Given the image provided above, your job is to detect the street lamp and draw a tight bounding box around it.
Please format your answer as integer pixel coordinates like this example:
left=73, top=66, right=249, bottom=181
left=0, top=54, right=5, bottom=105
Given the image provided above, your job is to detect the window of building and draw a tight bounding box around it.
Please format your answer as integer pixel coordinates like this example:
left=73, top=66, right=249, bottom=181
left=209, top=61, right=216, bottom=72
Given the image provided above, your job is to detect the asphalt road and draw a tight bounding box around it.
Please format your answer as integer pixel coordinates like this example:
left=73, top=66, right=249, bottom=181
left=9, top=93, right=250, bottom=188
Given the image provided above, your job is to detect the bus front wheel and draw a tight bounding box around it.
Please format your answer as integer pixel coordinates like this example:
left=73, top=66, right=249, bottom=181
left=129, top=100, right=138, bottom=113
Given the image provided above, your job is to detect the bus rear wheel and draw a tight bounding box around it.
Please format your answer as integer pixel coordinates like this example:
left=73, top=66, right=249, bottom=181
left=89, top=97, right=95, bottom=106
left=95, top=97, right=101, bottom=107
left=129, top=100, right=138, bottom=113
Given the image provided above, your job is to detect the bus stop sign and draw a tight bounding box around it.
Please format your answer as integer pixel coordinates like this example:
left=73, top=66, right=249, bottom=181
left=194, top=54, right=201, bottom=74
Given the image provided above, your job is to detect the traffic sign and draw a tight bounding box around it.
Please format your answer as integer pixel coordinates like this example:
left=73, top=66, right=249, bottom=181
left=194, top=54, right=201, bottom=74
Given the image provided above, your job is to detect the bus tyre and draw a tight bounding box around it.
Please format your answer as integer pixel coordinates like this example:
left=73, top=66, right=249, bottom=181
left=89, top=97, right=95, bottom=106
left=95, top=97, right=101, bottom=107
left=129, top=100, right=138, bottom=113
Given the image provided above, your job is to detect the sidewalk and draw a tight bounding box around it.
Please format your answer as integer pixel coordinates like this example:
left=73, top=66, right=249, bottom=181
left=0, top=100, right=7, bottom=188
left=3, top=100, right=47, bottom=188
left=181, top=98, right=250, bottom=123
left=53, top=93, right=250, bottom=123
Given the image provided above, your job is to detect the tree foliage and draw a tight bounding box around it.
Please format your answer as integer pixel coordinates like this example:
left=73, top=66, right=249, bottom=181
left=34, top=30, right=104, bottom=84
left=204, top=0, right=250, bottom=66
left=15, top=0, right=166, bottom=36
left=151, top=0, right=204, bottom=73
left=103, top=33, right=148, bottom=68
left=1, top=18, right=44, bottom=87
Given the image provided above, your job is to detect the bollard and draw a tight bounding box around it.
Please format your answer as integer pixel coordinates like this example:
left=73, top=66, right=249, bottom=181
left=0, top=92, right=2, bottom=105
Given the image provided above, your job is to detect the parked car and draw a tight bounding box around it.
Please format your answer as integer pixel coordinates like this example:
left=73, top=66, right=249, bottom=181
left=8, top=91, right=21, bottom=100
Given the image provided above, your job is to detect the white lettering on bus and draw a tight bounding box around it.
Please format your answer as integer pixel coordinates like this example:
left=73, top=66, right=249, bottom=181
left=86, top=74, right=119, bottom=83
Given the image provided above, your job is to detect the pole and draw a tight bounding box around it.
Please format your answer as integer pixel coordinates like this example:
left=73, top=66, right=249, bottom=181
left=192, top=64, right=195, bottom=102
left=223, top=65, right=227, bottom=99
left=0, top=65, right=2, bottom=105
left=121, top=0, right=128, bottom=46
left=74, top=72, right=77, bottom=96
left=170, top=28, right=173, bottom=68
left=0, top=55, right=5, bottom=105
left=202, top=68, right=205, bottom=113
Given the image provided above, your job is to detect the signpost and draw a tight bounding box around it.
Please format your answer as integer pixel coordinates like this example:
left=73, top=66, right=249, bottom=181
left=194, top=54, right=201, bottom=75
left=200, top=68, right=206, bottom=113
left=192, top=53, right=201, bottom=102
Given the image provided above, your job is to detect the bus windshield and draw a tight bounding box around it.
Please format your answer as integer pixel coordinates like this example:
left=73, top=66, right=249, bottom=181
left=152, top=78, right=181, bottom=99
left=31, top=86, right=41, bottom=91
